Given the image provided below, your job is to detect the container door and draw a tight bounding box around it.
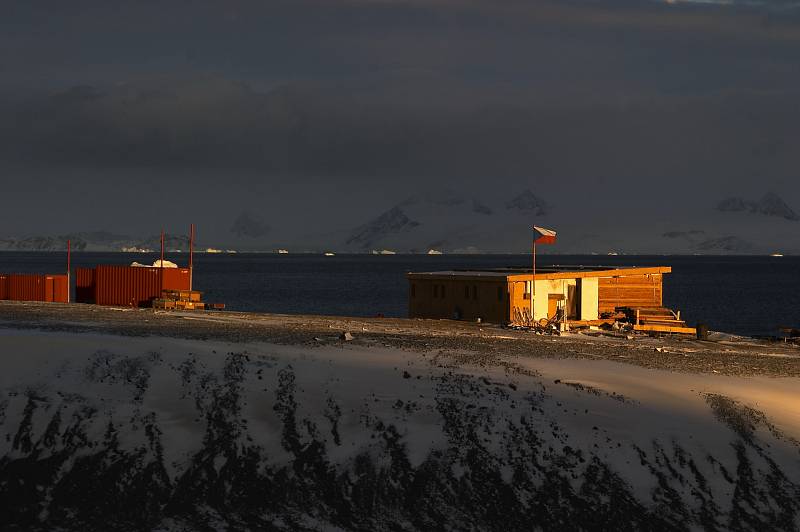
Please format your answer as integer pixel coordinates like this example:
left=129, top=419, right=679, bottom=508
left=45, top=277, right=54, bottom=302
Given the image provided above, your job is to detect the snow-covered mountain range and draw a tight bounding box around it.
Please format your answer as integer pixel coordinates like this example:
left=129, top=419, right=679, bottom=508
left=2, top=190, right=798, bottom=255
left=0, top=232, right=189, bottom=252
left=343, top=190, right=552, bottom=253
left=717, top=193, right=800, bottom=221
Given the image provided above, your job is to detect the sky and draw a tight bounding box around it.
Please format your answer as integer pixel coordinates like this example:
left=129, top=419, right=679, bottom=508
left=1, top=0, right=799, bottom=247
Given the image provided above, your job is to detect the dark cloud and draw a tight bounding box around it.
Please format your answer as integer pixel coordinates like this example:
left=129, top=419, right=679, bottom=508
left=1, top=0, right=799, bottom=238
left=3, top=75, right=799, bottom=191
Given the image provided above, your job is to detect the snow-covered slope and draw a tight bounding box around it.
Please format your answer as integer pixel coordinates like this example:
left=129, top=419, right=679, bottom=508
left=337, top=188, right=800, bottom=255
left=0, top=330, right=798, bottom=530
left=342, top=190, right=555, bottom=253
left=717, top=192, right=800, bottom=221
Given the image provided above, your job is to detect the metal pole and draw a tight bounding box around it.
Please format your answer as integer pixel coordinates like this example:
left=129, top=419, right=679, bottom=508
left=160, top=228, right=165, bottom=296
left=189, top=223, right=194, bottom=291
left=67, top=239, right=71, bottom=303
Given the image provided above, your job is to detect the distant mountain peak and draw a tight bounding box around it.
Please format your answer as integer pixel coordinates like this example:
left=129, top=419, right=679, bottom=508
left=716, top=193, right=799, bottom=221
left=758, top=192, right=799, bottom=221
left=345, top=206, right=420, bottom=249
left=505, top=190, right=549, bottom=215
left=693, top=236, right=754, bottom=253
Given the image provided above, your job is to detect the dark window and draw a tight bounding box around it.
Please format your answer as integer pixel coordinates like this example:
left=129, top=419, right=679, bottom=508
left=411, top=284, right=416, bottom=298
left=497, top=286, right=503, bottom=301
left=433, top=285, right=439, bottom=298
left=472, top=285, right=478, bottom=300
left=441, top=285, right=446, bottom=298
left=465, top=285, right=470, bottom=298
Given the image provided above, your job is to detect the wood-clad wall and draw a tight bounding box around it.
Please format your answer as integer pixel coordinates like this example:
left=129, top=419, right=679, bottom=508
left=598, top=274, right=662, bottom=314
left=408, top=279, right=510, bottom=323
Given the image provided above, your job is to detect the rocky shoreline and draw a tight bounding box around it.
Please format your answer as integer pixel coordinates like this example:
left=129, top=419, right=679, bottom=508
left=1, top=301, right=799, bottom=377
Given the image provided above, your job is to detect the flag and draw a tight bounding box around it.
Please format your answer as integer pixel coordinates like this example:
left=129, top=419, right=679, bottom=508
left=533, top=226, right=556, bottom=244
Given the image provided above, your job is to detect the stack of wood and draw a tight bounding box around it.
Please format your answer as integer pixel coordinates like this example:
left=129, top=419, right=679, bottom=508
left=617, top=306, right=696, bottom=335
left=152, top=289, right=225, bottom=311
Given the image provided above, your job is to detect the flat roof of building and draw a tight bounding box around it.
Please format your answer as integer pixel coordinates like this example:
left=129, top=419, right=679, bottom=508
left=406, top=266, right=671, bottom=281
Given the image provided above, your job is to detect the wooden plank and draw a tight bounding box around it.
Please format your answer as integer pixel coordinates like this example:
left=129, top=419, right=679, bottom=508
left=634, top=324, right=697, bottom=335
left=640, top=320, right=688, bottom=327
left=567, top=319, right=617, bottom=327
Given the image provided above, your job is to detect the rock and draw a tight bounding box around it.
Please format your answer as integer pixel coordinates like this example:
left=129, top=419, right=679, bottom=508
left=340, top=332, right=354, bottom=341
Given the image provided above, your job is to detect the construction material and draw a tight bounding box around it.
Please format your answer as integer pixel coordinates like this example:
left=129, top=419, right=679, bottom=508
left=153, top=289, right=222, bottom=311
left=633, top=324, right=698, bottom=335
left=619, top=306, right=696, bottom=335
left=162, top=289, right=202, bottom=302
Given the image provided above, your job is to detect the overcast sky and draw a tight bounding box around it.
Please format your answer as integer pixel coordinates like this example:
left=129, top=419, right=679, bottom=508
left=1, top=0, right=799, bottom=241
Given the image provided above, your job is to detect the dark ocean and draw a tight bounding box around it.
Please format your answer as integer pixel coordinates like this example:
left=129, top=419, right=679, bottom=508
left=1, top=252, right=798, bottom=338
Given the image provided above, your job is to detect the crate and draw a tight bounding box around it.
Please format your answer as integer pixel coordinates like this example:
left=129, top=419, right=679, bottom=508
left=162, top=289, right=202, bottom=302
left=152, top=299, right=177, bottom=310
left=175, top=300, right=205, bottom=310
left=152, top=289, right=221, bottom=312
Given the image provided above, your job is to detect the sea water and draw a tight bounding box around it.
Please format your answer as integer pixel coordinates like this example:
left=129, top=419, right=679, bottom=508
left=1, top=252, right=798, bottom=338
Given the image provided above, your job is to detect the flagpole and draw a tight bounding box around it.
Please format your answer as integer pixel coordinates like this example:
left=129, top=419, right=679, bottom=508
left=531, top=235, right=536, bottom=327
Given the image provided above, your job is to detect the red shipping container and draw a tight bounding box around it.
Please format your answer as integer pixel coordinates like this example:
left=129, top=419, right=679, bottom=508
left=0, top=274, right=68, bottom=303
left=52, top=275, right=69, bottom=303
left=162, top=267, right=191, bottom=292
left=8, top=274, right=46, bottom=301
left=94, top=265, right=191, bottom=307
left=75, top=267, right=96, bottom=303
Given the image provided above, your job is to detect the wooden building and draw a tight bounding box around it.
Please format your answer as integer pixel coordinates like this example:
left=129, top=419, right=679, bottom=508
left=406, top=266, right=670, bottom=325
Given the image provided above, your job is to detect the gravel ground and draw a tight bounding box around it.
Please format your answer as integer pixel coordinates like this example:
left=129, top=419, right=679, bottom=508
left=1, top=300, right=799, bottom=377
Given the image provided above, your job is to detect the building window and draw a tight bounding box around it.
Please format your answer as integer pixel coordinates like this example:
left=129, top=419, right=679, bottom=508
left=465, top=285, right=470, bottom=298
left=472, top=285, right=478, bottom=300
left=441, top=285, right=446, bottom=298
left=411, top=284, right=416, bottom=298
left=497, top=286, right=503, bottom=301
left=433, top=285, right=439, bottom=298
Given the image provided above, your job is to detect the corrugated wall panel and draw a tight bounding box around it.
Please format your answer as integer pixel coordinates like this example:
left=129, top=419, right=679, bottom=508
left=163, top=268, right=191, bottom=291
left=0, top=274, right=68, bottom=302
left=75, top=267, right=96, bottom=303
left=7, top=274, right=47, bottom=302
left=95, top=265, right=162, bottom=307
left=51, top=275, right=69, bottom=303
